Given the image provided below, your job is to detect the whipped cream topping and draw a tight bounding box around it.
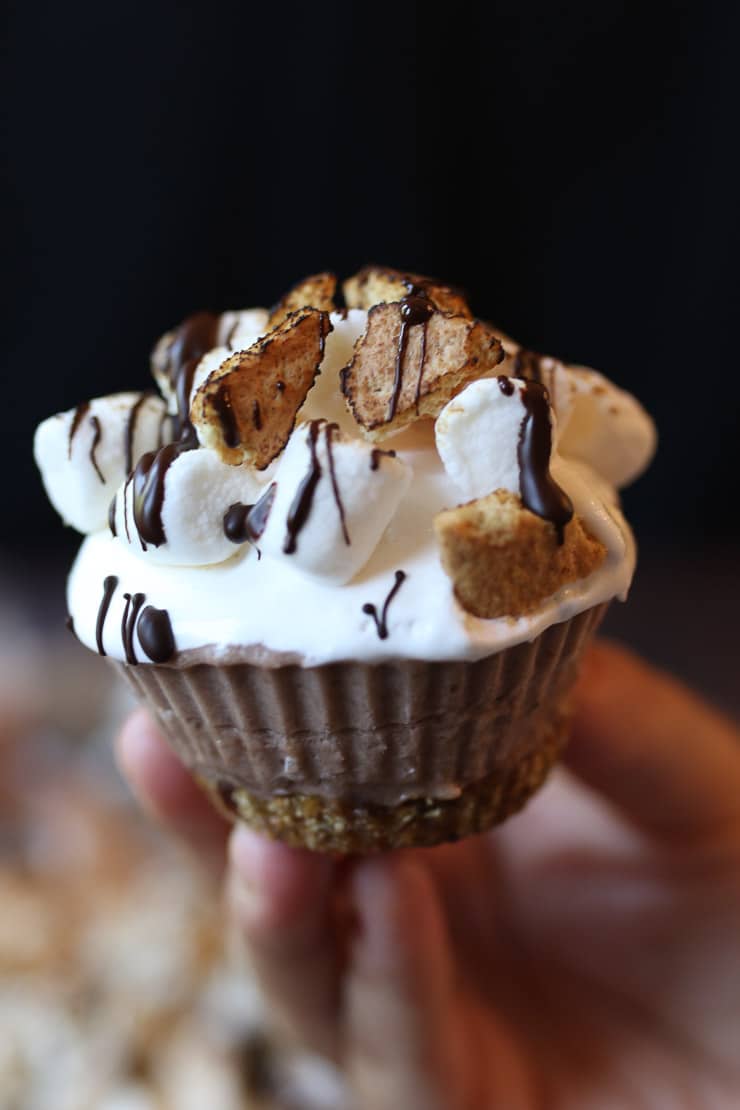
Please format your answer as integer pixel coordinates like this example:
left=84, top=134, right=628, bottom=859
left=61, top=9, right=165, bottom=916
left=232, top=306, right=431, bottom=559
left=36, top=299, right=656, bottom=668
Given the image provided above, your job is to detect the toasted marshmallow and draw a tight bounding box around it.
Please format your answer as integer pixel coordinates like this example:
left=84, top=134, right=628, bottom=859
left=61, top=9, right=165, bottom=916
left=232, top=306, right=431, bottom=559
left=34, top=392, right=171, bottom=534
left=297, top=309, right=367, bottom=433
left=556, top=365, right=657, bottom=488
left=111, top=447, right=266, bottom=566
left=255, top=421, right=411, bottom=585
left=435, top=377, right=543, bottom=501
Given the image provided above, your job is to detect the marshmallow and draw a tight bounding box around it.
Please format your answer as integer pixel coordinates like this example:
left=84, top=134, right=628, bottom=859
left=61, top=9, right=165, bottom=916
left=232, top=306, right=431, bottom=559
left=555, top=365, right=657, bottom=488
left=111, top=446, right=267, bottom=566
left=34, top=392, right=171, bottom=534
left=219, top=307, right=269, bottom=351
left=297, top=309, right=367, bottom=433
left=435, top=377, right=544, bottom=501
left=255, top=421, right=411, bottom=585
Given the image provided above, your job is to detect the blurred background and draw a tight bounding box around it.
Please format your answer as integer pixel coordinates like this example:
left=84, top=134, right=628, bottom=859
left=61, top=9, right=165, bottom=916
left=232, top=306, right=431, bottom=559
left=2, top=1, right=738, bottom=1105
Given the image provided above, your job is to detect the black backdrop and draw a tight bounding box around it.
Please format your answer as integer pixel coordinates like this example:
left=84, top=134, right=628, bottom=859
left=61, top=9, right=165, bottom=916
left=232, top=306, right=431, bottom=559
left=4, top=0, right=739, bottom=563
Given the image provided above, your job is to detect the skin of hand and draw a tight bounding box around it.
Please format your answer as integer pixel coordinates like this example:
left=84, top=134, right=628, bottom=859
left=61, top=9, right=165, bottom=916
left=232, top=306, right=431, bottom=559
left=116, top=642, right=740, bottom=1109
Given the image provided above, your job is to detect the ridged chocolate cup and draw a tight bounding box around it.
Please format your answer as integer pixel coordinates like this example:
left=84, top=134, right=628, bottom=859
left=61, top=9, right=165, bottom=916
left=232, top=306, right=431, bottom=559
left=117, top=605, right=606, bottom=853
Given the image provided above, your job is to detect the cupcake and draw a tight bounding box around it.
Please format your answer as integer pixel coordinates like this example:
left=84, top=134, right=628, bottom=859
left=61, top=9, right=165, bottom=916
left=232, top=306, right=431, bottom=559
left=34, top=267, right=655, bottom=852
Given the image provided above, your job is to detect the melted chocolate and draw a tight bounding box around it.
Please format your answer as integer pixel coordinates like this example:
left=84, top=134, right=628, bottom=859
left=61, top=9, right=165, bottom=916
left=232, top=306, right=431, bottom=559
left=130, top=436, right=195, bottom=548
left=517, top=381, right=573, bottom=544
left=88, top=416, right=104, bottom=482
left=96, top=575, right=118, bottom=656
left=137, top=605, right=176, bottom=663
left=283, top=422, right=322, bottom=554
left=497, top=375, right=515, bottom=396
left=324, top=423, right=350, bottom=545
left=121, top=592, right=146, bottom=665
left=252, top=400, right=262, bottom=431
left=245, top=483, right=277, bottom=543
left=223, top=501, right=255, bottom=544
left=125, top=392, right=153, bottom=475
left=212, top=383, right=241, bottom=448
left=68, top=401, right=90, bottom=457
left=370, top=448, right=397, bottom=471
left=161, top=311, right=221, bottom=435
left=362, top=570, right=407, bottom=640
left=108, top=493, right=118, bottom=536
left=388, top=283, right=435, bottom=421
left=512, top=348, right=544, bottom=384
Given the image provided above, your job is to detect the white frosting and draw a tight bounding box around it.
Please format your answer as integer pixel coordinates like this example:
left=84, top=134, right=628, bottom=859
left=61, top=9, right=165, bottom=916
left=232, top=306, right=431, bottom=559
left=36, top=306, right=656, bottom=667
left=256, top=422, right=412, bottom=585
left=34, top=392, right=169, bottom=534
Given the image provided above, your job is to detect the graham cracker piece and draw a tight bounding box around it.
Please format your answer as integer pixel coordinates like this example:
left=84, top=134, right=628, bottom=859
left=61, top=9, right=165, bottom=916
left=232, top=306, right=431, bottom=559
left=343, top=265, right=472, bottom=317
left=434, top=489, right=607, bottom=619
left=191, top=309, right=331, bottom=468
left=266, top=272, right=336, bottom=331
left=340, top=303, right=504, bottom=441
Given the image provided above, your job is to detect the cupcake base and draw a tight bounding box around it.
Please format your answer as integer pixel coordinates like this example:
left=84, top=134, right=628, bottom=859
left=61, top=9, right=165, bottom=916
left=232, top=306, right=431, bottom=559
left=118, top=605, right=606, bottom=852
left=200, top=711, right=567, bottom=852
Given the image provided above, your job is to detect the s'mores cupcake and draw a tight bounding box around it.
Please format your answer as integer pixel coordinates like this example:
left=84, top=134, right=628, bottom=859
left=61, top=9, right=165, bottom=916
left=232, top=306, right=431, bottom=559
left=34, top=267, right=656, bottom=852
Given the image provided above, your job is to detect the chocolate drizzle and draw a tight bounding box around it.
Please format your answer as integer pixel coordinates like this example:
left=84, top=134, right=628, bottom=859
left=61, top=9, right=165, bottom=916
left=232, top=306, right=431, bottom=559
left=130, top=440, right=187, bottom=548
left=517, top=380, right=573, bottom=544
left=68, top=402, right=90, bottom=457
left=370, top=448, right=397, bottom=471
left=244, top=483, right=277, bottom=544
left=324, top=423, right=350, bottom=545
left=212, top=383, right=241, bottom=448
left=497, top=375, right=515, bottom=397
left=512, top=348, right=544, bottom=384
left=223, top=501, right=255, bottom=544
left=283, top=422, right=323, bottom=554
left=125, top=392, right=153, bottom=474
left=88, top=416, right=104, bottom=482
left=108, top=493, right=118, bottom=536
left=137, top=605, right=176, bottom=663
left=96, top=575, right=118, bottom=656
left=161, top=311, right=221, bottom=437
left=362, top=570, right=407, bottom=640
left=388, top=281, right=435, bottom=421
left=121, top=592, right=146, bottom=665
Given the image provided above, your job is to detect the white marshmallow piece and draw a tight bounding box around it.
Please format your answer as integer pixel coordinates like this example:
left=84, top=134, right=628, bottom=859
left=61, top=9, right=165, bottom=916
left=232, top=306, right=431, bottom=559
left=298, top=309, right=367, bottom=433
left=112, top=447, right=266, bottom=566
left=435, top=377, right=542, bottom=501
left=33, top=392, right=171, bottom=534
left=555, top=365, right=657, bottom=489
left=257, top=421, right=411, bottom=585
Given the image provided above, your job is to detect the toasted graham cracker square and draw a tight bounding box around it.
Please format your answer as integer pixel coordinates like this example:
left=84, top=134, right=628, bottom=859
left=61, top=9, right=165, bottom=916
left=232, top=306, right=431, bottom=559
left=266, top=272, right=336, bottom=331
left=435, top=489, right=607, bottom=619
left=191, top=309, right=331, bottom=469
left=340, top=303, right=503, bottom=441
left=343, top=265, right=472, bottom=318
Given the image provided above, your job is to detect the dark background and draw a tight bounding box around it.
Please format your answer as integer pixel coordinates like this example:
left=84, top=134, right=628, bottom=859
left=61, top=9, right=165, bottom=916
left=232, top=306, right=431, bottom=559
left=3, top=1, right=739, bottom=706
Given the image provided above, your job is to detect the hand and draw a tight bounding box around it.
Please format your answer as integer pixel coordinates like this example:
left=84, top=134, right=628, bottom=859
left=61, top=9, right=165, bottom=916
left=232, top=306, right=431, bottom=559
left=116, top=642, right=740, bottom=1109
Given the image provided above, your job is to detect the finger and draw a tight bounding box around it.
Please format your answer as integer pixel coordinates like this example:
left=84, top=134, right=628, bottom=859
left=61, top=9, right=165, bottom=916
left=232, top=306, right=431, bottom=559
left=344, top=853, right=472, bottom=1108
left=565, top=639, right=740, bottom=840
left=115, top=708, right=229, bottom=868
left=227, top=826, right=339, bottom=1059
